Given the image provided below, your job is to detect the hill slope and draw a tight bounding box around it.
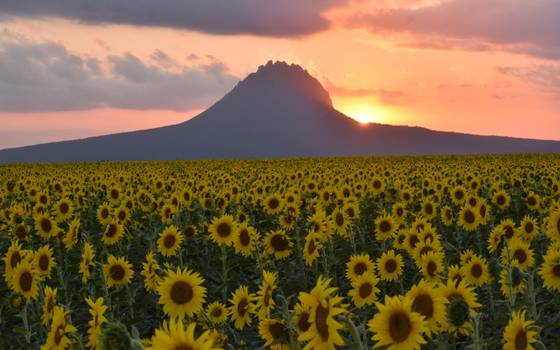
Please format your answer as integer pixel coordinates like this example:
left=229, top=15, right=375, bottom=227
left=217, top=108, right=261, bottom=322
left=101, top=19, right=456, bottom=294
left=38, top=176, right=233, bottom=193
left=1, top=61, right=559, bottom=162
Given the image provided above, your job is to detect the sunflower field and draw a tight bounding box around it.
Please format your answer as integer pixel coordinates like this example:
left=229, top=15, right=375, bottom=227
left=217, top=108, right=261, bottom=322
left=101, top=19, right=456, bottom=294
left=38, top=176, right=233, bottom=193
left=1, top=155, right=560, bottom=350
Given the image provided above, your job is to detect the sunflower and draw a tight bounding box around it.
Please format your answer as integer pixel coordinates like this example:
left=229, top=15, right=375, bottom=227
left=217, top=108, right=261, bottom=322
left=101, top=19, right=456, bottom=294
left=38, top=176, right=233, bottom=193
left=141, top=251, right=162, bottom=293
left=54, top=199, right=73, bottom=222
left=406, top=280, right=447, bottom=337
left=232, top=223, right=257, bottom=257
left=503, top=310, right=537, bottom=350
left=157, top=225, right=184, bottom=257
left=501, top=237, right=534, bottom=271
left=103, top=255, right=133, bottom=288
left=421, top=198, right=437, bottom=220
left=348, top=273, right=380, bottom=308
left=209, top=215, right=237, bottom=246
left=35, top=214, right=59, bottom=238
left=85, top=297, right=108, bottom=350
left=96, top=203, right=112, bottom=225
left=331, top=208, right=350, bottom=237
left=229, top=285, right=256, bottom=330
left=3, top=240, right=25, bottom=277
left=545, top=209, right=560, bottom=242
left=265, top=230, right=293, bottom=260
left=297, top=276, right=346, bottom=350
left=79, top=242, right=95, bottom=283
left=41, top=286, right=58, bottom=325
left=258, top=318, right=290, bottom=349
left=420, top=251, right=444, bottom=283
left=375, top=214, right=397, bottom=241
left=263, top=194, right=284, bottom=215
left=256, top=270, right=277, bottom=319
left=303, top=231, right=322, bottom=267
left=451, top=185, right=467, bottom=205
left=518, top=216, right=538, bottom=242
left=293, top=302, right=312, bottom=336
left=158, top=267, right=206, bottom=318
left=377, top=250, right=404, bottom=282
left=63, top=217, right=80, bottom=250
left=368, top=295, right=427, bottom=350
left=11, top=260, right=38, bottom=300
left=148, top=318, right=216, bottom=350
left=440, top=206, right=454, bottom=226
left=34, top=244, right=57, bottom=278
left=461, top=255, right=491, bottom=287
left=206, top=301, right=228, bottom=324
left=538, top=248, right=560, bottom=292
left=447, top=265, right=463, bottom=286
left=500, top=267, right=526, bottom=299
left=101, top=221, right=125, bottom=246
left=458, top=206, right=479, bottom=231
left=42, top=306, right=76, bottom=350
left=440, top=280, right=481, bottom=336
left=493, top=190, right=511, bottom=210
left=346, top=253, right=375, bottom=281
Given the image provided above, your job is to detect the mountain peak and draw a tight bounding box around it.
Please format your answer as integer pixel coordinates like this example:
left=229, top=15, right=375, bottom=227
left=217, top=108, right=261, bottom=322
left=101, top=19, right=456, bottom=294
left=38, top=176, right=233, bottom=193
left=230, top=60, right=333, bottom=107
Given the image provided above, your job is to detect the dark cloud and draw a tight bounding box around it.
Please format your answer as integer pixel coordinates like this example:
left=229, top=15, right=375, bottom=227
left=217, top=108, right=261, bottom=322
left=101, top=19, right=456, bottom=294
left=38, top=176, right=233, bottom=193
left=326, top=82, right=408, bottom=105
left=344, top=0, right=560, bottom=59
left=497, top=64, right=560, bottom=93
left=0, top=0, right=347, bottom=37
left=0, top=37, right=239, bottom=112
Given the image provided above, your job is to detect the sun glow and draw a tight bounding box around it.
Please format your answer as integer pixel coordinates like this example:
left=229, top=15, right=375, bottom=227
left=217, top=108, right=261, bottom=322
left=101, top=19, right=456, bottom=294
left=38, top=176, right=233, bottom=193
left=336, top=103, right=390, bottom=125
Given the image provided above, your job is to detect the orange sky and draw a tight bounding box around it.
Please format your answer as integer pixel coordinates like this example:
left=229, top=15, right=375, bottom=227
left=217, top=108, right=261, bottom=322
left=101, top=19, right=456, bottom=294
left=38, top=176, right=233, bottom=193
left=1, top=0, right=559, bottom=149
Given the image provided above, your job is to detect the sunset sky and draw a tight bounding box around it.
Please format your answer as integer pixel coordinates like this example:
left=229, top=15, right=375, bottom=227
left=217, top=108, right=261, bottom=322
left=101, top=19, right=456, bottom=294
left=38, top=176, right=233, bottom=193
left=1, top=0, right=559, bottom=149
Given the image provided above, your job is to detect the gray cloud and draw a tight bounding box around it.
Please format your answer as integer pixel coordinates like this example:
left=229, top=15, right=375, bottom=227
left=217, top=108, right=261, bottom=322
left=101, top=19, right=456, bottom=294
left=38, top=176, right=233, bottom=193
left=344, top=0, right=560, bottom=59
left=497, top=64, right=560, bottom=93
left=0, top=0, right=347, bottom=37
left=0, top=37, right=239, bottom=113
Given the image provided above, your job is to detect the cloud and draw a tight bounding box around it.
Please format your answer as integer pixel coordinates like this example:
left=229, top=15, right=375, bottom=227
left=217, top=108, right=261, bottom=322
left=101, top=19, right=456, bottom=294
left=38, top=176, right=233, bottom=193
left=326, top=82, right=408, bottom=105
left=0, top=0, right=348, bottom=37
left=0, top=35, right=239, bottom=113
left=343, top=0, right=560, bottom=59
left=497, top=64, right=560, bottom=93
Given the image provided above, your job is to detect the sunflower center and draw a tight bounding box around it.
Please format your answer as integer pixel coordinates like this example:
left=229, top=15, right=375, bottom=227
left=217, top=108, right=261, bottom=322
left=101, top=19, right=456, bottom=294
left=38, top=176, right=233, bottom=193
left=10, top=251, right=21, bottom=268
left=358, top=282, right=373, bottom=298
left=101, top=208, right=109, bottom=219
left=527, top=196, right=536, bottom=206
left=379, top=221, right=391, bottom=233
left=41, top=218, right=52, bottom=233
left=298, top=312, right=311, bottom=332
left=464, top=210, right=475, bottom=224
left=447, top=298, right=469, bottom=327
left=60, top=203, right=69, bottom=214
left=307, top=239, right=316, bottom=255
left=118, top=211, right=126, bottom=221
left=385, top=259, right=397, bottom=273
left=211, top=307, right=223, bottom=318
left=373, top=180, right=381, bottom=189
left=504, top=226, right=514, bottom=239
left=425, top=204, right=433, bottom=215
left=471, top=263, right=483, bottom=278
left=109, top=265, right=125, bottom=281
left=388, top=312, right=412, bottom=343
left=237, top=298, right=249, bottom=317
left=412, top=293, right=434, bottom=319
left=172, top=345, right=193, bottom=350
left=480, top=205, right=487, bottom=217
left=269, top=322, right=288, bottom=340
left=39, top=255, right=49, bottom=271
left=409, top=235, right=419, bottom=248
left=427, top=261, right=437, bottom=276
left=170, top=281, right=194, bottom=305
left=15, top=225, right=27, bottom=239
left=264, top=286, right=272, bottom=307
left=354, top=262, right=367, bottom=276
left=217, top=222, right=231, bottom=237
left=270, top=234, right=289, bottom=251
left=552, top=264, right=560, bottom=277
left=20, top=271, right=33, bottom=291
left=54, top=324, right=65, bottom=345
left=497, top=195, right=506, bottom=205
left=513, top=249, right=527, bottom=264
left=514, top=330, right=528, bottom=350
left=105, top=224, right=117, bottom=238
left=163, top=234, right=176, bottom=249
left=184, top=226, right=195, bottom=237
left=335, top=213, right=344, bottom=226
left=315, top=304, right=330, bottom=341
left=239, top=229, right=250, bottom=246
left=268, top=198, right=279, bottom=209
left=524, top=222, right=534, bottom=234
left=110, top=189, right=119, bottom=199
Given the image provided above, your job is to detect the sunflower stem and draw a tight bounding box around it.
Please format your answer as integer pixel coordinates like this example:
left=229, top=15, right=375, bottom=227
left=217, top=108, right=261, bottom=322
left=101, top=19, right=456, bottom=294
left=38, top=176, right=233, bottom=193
left=221, top=245, right=228, bottom=301
left=471, top=313, right=483, bottom=350
left=340, top=316, right=365, bottom=350
left=20, top=302, right=31, bottom=345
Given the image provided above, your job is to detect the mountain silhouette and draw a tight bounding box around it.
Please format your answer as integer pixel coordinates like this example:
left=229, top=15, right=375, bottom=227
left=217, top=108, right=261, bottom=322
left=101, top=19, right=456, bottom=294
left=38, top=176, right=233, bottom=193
left=1, top=60, right=559, bottom=162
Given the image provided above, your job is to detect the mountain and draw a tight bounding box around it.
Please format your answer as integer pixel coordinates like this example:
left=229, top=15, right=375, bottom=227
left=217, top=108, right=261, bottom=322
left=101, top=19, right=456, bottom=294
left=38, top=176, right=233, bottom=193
left=1, top=60, right=559, bottom=163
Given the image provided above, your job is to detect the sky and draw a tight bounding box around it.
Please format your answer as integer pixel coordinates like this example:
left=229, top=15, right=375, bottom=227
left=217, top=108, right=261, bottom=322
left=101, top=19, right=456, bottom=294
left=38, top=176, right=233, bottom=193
left=1, top=0, right=559, bottom=149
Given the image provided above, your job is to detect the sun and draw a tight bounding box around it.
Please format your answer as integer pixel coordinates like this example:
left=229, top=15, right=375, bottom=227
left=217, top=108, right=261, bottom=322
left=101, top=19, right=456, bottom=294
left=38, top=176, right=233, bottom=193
left=336, top=103, right=389, bottom=125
